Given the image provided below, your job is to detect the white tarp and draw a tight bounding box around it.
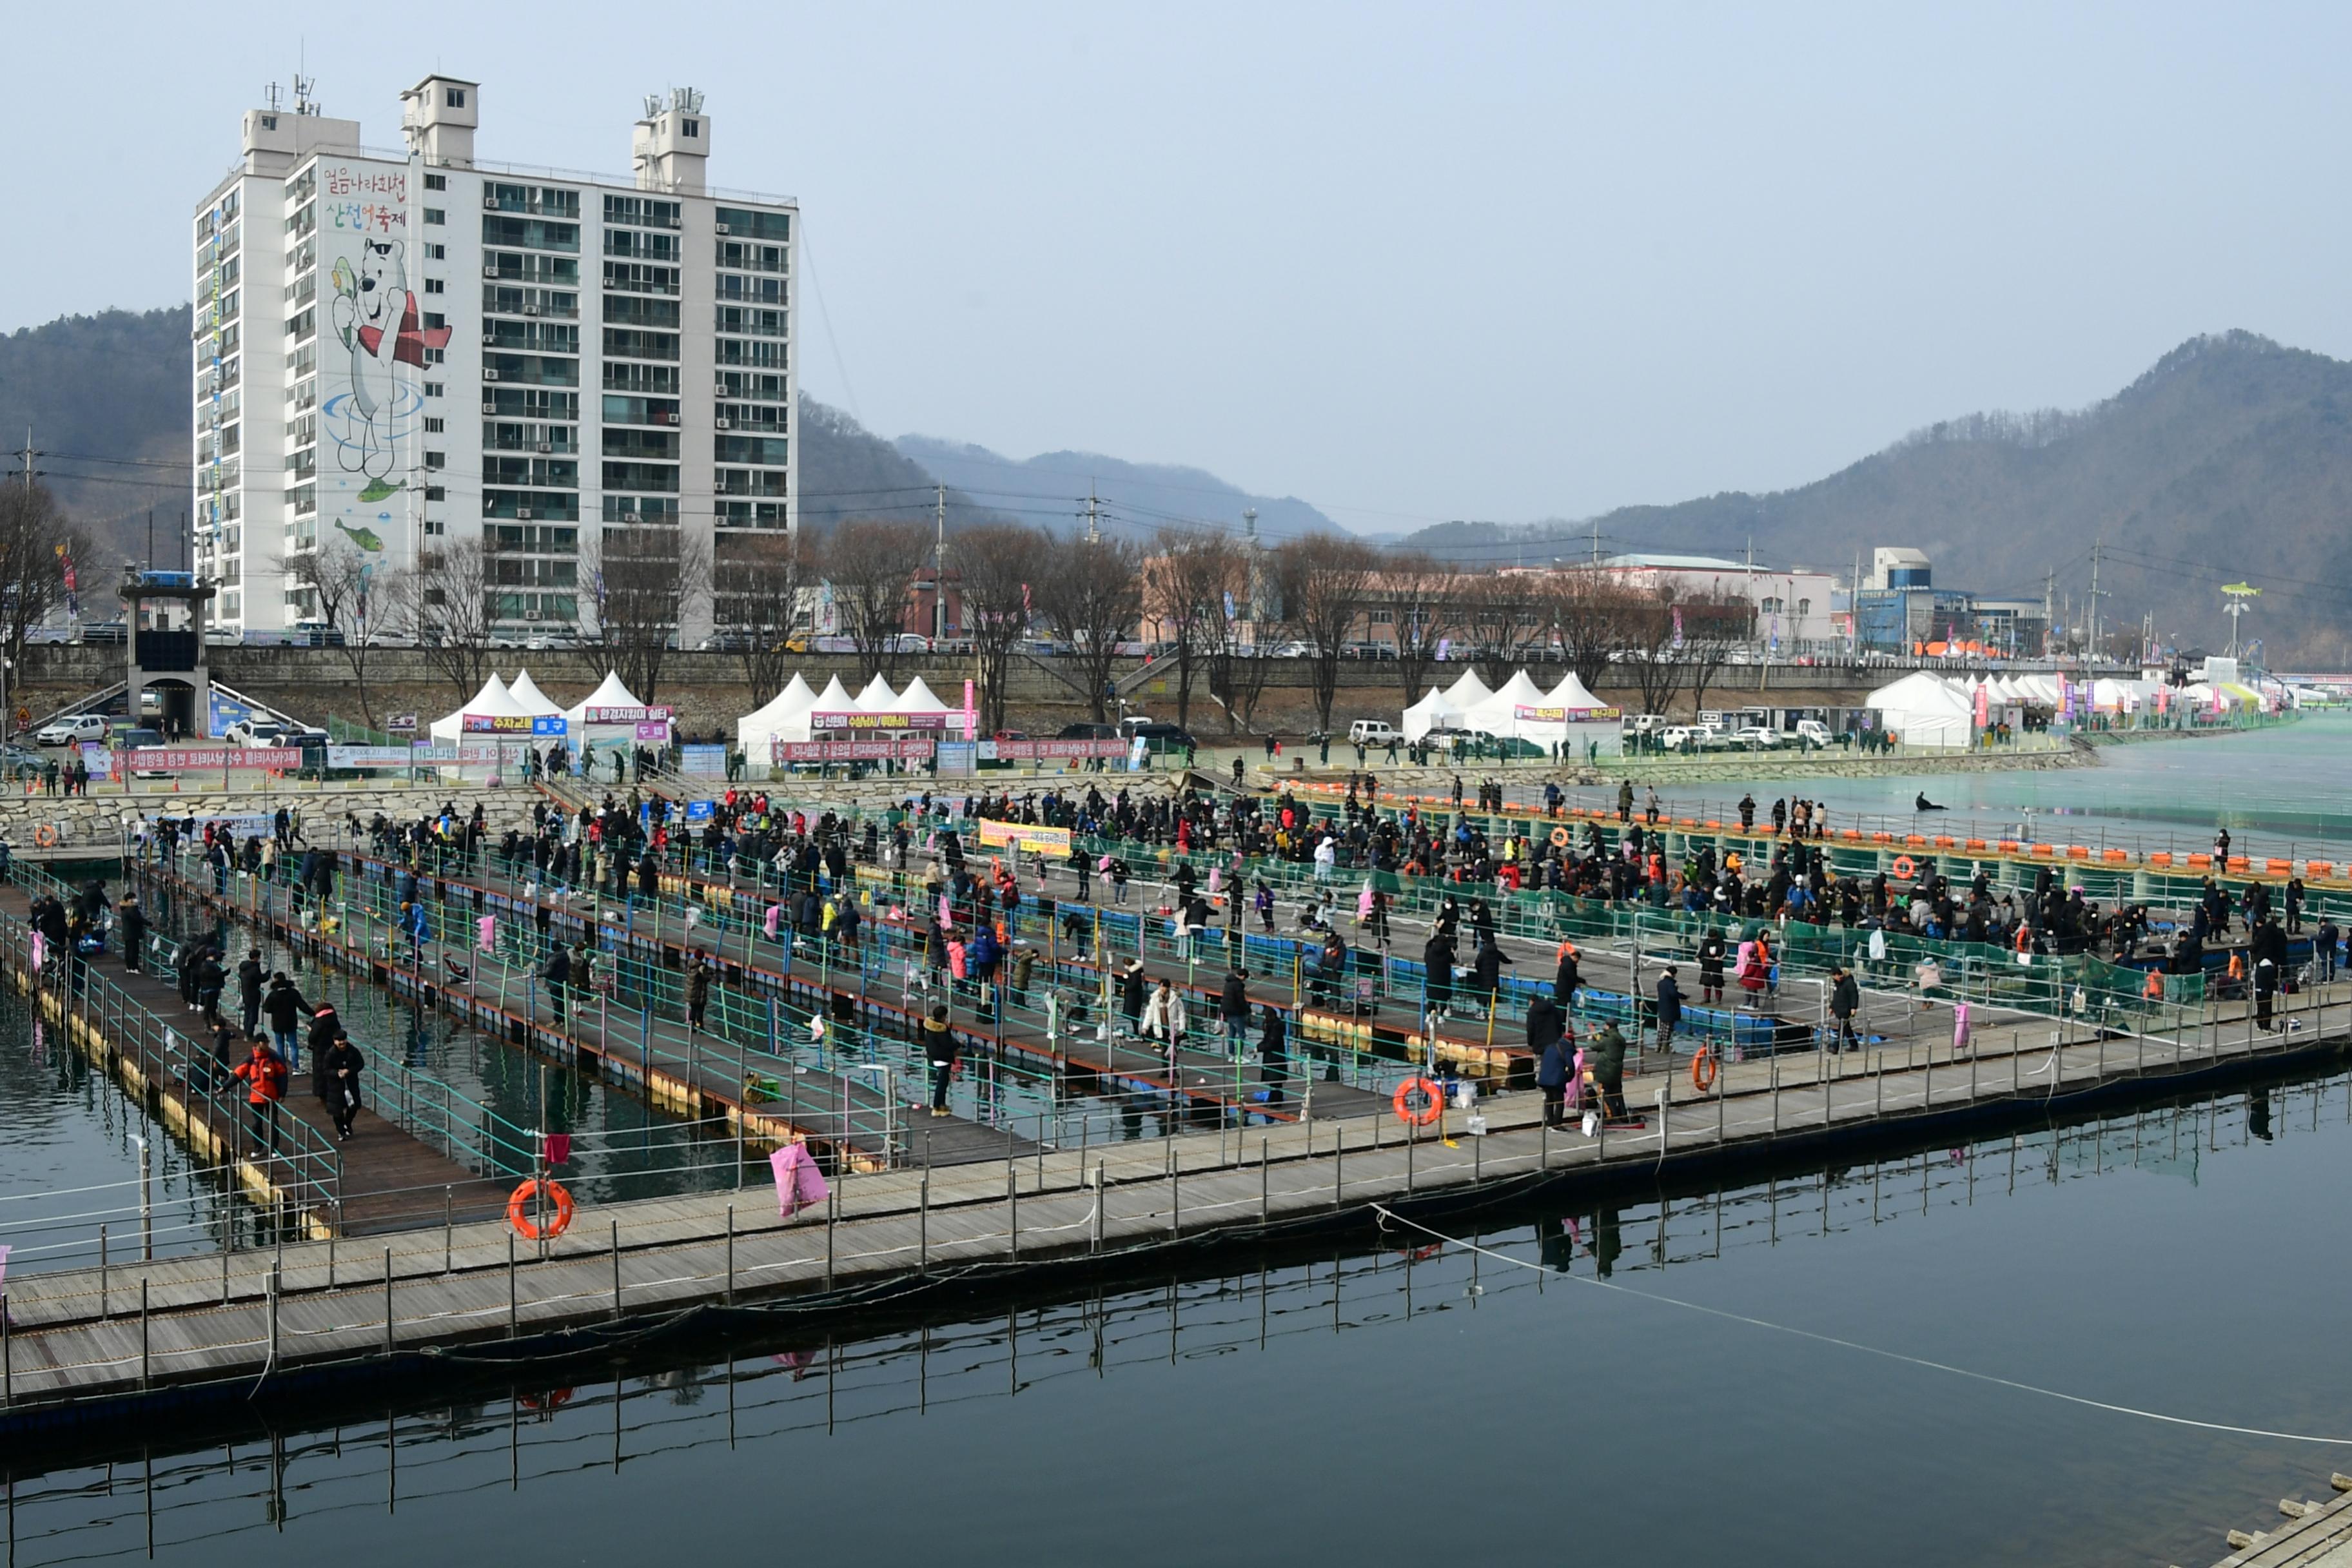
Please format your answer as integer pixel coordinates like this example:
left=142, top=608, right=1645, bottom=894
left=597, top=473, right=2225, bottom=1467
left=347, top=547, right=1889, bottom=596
left=1400, top=689, right=1460, bottom=742
left=738, top=674, right=816, bottom=758
left=429, top=673, right=521, bottom=744
left=1868, top=670, right=1975, bottom=749
left=505, top=669, right=564, bottom=717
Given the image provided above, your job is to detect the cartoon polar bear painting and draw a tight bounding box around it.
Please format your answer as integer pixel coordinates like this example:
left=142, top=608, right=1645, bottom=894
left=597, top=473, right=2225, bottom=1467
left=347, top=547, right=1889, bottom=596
left=329, top=236, right=450, bottom=502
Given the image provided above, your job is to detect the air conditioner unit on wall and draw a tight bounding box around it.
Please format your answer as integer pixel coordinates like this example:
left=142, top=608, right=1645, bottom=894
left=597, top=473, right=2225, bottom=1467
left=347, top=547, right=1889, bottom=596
left=535, top=442, right=552, bottom=453
left=516, top=507, right=533, bottom=519
left=482, top=264, right=498, bottom=278
left=523, top=303, right=540, bottom=317
left=483, top=195, right=500, bottom=210
left=482, top=331, right=496, bottom=344
left=714, top=223, right=730, bottom=235
left=481, top=400, right=497, bottom=413
left=483, top=369, right=500, bottom=381
left=714, top=418, right=731, bottom=429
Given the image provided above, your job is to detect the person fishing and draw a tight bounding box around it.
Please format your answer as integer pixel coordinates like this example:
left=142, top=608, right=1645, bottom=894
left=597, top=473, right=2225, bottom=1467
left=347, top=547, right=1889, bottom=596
left=1915, top=792, right=1948, bottom=812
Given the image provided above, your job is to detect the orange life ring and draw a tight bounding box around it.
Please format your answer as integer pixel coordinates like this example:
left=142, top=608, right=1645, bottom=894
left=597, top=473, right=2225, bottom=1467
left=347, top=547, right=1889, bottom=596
left=1549, top=827, right=1569, bottom=847
left=1392, top=1075, right=1444, bottom=1126
left=507, top=1178, right=575, bottom=1240
left=519, top=1386, right=574, bottom=1411
left=1890, top=854, right=1916, bottom=880
left=33, top=824, right=55, bottom=848
left=1690, top=1046, right=1719, bottom=1092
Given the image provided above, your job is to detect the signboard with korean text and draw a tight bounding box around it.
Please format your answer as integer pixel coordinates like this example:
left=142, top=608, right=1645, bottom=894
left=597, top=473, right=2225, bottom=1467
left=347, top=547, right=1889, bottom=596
left=126, top=747, right=302, bottom=772
left=772, top=738, right=936, bottom=763
left=328, top=745, right=415, bottom=769
left=1513, top=704, right=1623, bottom=723
left=978, top=819, right=1072, bottom=856
left=806, top=710, right=954, bottom=732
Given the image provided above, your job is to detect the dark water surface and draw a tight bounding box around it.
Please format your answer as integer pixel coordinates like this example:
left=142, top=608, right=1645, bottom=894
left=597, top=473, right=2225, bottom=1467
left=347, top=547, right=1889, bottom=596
left=3, top=1064, right=2347, bottom=1567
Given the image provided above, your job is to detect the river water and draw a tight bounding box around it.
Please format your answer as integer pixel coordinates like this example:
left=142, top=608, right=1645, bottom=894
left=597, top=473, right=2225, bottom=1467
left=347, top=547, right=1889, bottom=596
left=1, top=1061, right=2346, bottom=1567
left=1551, top=712, right=2352, bottom=865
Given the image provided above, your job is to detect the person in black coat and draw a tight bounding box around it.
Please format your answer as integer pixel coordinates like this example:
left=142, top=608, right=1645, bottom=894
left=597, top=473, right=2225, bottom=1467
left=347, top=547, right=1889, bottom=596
left=1697, top=929, right=1727, bottom=1004
left=307, top=1005, right=343, bottom=1101
left=320, top=1032, right=366, bottom=1138
left=1470, top=935, right=1510, bottom=1008
left=1553, top=943, right=1582, bottom=1005
left=543, top=942, right=571, bottom=1022
left=237, top=952, right=266, bottom=1036
left=1119, top=959, right=1148, bottom=1037
left=1257, top=1004, right=1288, bottom=1105
left=1652, top=966, right=1683, bottom=1053
left=1422, top=931, right=1456, bottom=1019
left=1534, top=1014, right=1575, bottom=1128
left=117, top=894, right=147, bottom=974
left=1219, top=966, right=1251, bottom=1057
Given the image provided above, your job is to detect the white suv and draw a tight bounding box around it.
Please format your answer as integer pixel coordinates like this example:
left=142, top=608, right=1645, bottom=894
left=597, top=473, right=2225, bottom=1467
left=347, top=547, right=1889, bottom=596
left=1348, top=720, right=1396, bottom=745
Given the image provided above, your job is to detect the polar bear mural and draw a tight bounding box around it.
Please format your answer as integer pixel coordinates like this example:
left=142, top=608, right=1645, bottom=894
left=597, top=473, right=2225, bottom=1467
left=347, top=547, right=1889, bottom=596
left=328, top=237, right=449, bottom=503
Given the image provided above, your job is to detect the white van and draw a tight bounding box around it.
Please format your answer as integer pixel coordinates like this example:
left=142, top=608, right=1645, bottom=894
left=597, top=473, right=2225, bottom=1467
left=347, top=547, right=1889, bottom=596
left=1348, top=720, right=1397, bottom=745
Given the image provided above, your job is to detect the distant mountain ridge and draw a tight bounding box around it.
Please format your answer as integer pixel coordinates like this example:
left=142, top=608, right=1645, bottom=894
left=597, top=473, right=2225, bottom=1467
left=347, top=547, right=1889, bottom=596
left=895, top=435, right=1343, bottom=544
left=1402, top=331, right=2352, bottom=662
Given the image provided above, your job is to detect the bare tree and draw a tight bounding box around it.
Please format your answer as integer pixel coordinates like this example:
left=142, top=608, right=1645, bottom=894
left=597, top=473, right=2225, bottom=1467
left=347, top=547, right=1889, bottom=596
left=279, top=540, right=405, bottom=727
left=1202, top=544, right=1277, bottom=734
left=1270, top=534, right=1377, bottom=733
left=1034, top=534, right=1139, bottom=723
left=713, top=530, right=819, bottom=707
left=1373, top=551, right=1459, bottom=704
left=581, top=525, right=709, bottom=703
left=825, top=518, right=929, bottom=680
left=1545, top=572, right=1637, bottom=691
left=952, top=524, right=1044, bottom=736
left=0, top=485, right=84, bottom=670
left=1677, top=591, right=1754, bottom=715
left=411, top=539, right=498, bottom=704
left=1147, top=531, right=1233, bottom=731
left=1457, top=571, right=1553, bottom=685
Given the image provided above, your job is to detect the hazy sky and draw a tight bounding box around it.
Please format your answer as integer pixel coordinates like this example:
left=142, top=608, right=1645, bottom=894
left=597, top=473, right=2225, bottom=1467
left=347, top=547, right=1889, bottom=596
left=11, top=1, right=2349, bottom=533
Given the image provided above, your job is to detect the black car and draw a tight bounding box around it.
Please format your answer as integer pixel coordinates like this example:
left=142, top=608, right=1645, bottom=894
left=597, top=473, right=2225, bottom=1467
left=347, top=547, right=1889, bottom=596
left=1056, top=722, right=1120, bottom=740
left=1126, top=722, right=1196, bottom=755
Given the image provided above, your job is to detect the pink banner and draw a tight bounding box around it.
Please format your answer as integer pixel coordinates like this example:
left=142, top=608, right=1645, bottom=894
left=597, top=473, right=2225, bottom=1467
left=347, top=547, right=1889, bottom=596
left=773, top=738, right=937, bottom=763
left=127, top=747, right=302, bottom=772
left=585, top=705, right=675, bottom=724
left=807, top=710, right=954, bottom=731
left=634, top=721, right=671, bottom=740
left=1513, top=704, right=1621, bottom=722
left=990, top=738, right=1128, bottom=760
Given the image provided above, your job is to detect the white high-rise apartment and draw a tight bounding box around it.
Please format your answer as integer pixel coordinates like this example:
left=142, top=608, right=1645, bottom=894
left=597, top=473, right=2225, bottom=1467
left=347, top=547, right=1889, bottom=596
left=191, top=75, right=797, bottom=638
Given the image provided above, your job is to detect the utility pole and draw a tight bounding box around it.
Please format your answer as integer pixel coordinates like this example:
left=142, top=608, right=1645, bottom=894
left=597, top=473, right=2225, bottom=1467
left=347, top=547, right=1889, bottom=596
left=1084, top=485, right=1100, bottom=544
left=1589, top=518, right=1600, bottom=567
left=2041, top=569, right=2055, bottom=658
left=2085, top=540, right=2105, bottom=667
left=12, top=428, right=40, bottom=490
left=933, top=484, right=947, bottom=643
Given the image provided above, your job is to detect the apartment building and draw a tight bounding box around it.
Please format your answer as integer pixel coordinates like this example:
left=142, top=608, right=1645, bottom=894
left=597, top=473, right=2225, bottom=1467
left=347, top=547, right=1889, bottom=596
left=190, top=75, right=798, bottom=638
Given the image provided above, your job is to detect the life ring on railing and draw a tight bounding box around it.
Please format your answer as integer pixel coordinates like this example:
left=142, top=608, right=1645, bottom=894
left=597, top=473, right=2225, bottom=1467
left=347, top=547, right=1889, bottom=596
left=1690, top=1046, right=1719, bottom=1093
left=1549, top=827, right=1570, bottom=847
left=1890, top=854, right=1916, bottom=880
left=1392, top=1075, right=1444, bottom=1126
left=507, top=1179, right=575, bottom=1240
left=33, top=825, right=56, bottom=848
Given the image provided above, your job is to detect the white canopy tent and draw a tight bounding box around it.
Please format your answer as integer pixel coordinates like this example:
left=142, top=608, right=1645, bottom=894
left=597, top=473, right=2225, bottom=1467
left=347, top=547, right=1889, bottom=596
left=852, top=676, right=899, bottom=712
left=896, top=676, right=952, bottom=714
left=563, top=671, right=651, bottom=759
left=1867, top=671, right=1975, bottom=749
left=505, top=669, right=564, bottom=718
left=1439, top=671, right=1494, bottom=712
left=738, top=674, right=816, bottom=760
left=429, top=674, right=522, bottom=744
left=1400, top=689, right=1460, bottom=742
left=1543, top=672, right=1607, bottom=711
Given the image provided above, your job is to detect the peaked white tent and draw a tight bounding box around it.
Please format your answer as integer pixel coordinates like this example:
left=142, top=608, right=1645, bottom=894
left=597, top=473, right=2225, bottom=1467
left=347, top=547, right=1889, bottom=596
left=738, top=674, right=816, bottom=759
left=1439, top=671, right=1494, bottom=712
left=1400, top=689, right=1460, bottom=741
left=896, top=676, right=952, bottom=713
left=852, top=675, right=899, bottom=711
left=564, top=671, right=643, bottom=727
left=1867, top=670, right=1975, bottom=749
left=429, top=674, right=522, bottom=743
left=505, top=669, right=564, bottom=717
left=1543, top=672, right=1608, bottom=711
left=1467, top=670, right=1547, bottom=728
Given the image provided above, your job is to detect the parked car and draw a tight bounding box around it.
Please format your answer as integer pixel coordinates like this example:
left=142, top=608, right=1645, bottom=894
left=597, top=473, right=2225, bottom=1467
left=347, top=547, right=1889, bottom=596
left=286, top=621, right=346, bottom=648
left=1056, top=721, right=1121, bottom=741
left=1729, top=726, right=1781, bottom=750
left=1347, top=719, right=1397, bottom=745
left=224, top=719, right=289, bottom=749
left=1418, top=727, right=1479, bottom=754
left=0, top=745, right=43, bottom=781
left=74, top=622, right=128, bottom=645
left=1123, top=721, right=1197, bottom=755
left=116, top=728, right=171, bottom=779
left=34, top=714, right=108, bottom=746
left=1792, top=719, right=1833, bottom=749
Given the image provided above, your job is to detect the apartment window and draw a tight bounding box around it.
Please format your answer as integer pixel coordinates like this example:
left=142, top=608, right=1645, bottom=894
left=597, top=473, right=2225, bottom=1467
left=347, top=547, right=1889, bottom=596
left=422, top=312, right=446, bottom=331
left=446, top=88, right=466, bottom=108
left=683, top=118, right=700, bottom=137
left=424, top=278, right=444, bottom=294
left=425, top=486, right=446, bottom=502
left=423, top=381, right=444, bottom=398
left=424, top=518, right=446, bottom=536
left=424, top=208, right=446, bottom=226
left=424, top=173, right=447, bottom=191
left=425, top=451, right=446, bottom=469
left=424, top=416, right=444, bottom=433
left=426, top=243, right=446, bottom=260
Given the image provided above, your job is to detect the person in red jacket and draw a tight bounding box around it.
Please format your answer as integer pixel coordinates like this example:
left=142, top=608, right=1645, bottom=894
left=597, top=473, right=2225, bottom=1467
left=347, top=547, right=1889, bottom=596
left=233, top=1036, right=289, bottom=1157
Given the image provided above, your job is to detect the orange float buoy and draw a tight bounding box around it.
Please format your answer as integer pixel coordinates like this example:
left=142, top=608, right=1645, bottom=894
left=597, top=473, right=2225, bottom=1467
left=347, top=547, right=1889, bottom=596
left=1891, top=854, right=1917, bottom=880
left=1392, top=1076, right=1444, bottom=1126
left=507, top=1179, right=576, bottom=1240
left=1690, top=1046, right=1719, bottom=1093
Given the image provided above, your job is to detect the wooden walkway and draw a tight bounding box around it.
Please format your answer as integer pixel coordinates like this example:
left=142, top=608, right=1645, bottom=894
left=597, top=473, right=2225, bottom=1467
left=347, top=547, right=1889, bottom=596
left=0, top=923, right=2338, bottom=1420
left=0, top=881, right=495, bottom=1239
left=247, top=845, right=1398, bottom=1128
left=137, top=860, right=1041, bottom=1173
left=2204, top=1475, right=2352, bottom=1566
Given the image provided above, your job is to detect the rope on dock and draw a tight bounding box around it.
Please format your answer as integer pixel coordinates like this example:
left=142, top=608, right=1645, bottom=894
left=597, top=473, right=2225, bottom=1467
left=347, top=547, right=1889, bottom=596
left=1370, top=1205, right=2352, bottom=1447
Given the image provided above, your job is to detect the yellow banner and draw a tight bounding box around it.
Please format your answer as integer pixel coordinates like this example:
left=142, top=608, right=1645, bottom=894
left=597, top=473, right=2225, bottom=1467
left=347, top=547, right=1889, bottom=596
left=977, top=818, right=1072, bottom=856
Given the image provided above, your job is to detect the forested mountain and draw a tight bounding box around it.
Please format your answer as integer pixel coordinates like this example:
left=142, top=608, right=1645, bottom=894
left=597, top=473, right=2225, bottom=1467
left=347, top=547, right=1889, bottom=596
left=1405, top=331, right=2352, bottom=663
left=0, top=308, right=191, bottom=564
left=896, top=435, right=1342, bottom=544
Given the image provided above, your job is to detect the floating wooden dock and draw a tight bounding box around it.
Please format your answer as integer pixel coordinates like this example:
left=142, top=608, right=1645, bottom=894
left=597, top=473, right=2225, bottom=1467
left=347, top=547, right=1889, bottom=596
left=2202, top=1474, right=2352, bottom=1567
